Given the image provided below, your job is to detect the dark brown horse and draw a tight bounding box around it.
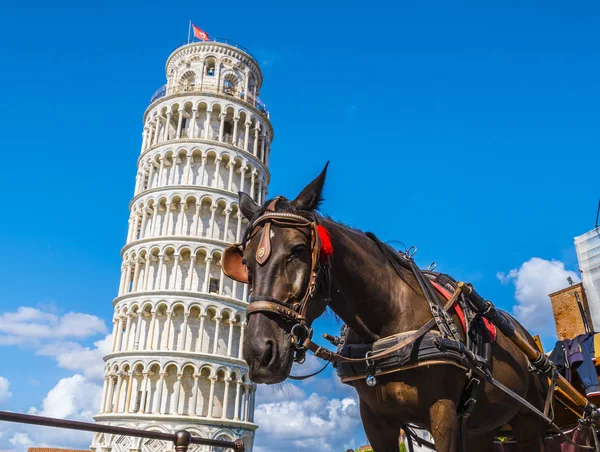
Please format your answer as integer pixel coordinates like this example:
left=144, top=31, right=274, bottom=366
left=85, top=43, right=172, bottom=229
left=233, top=164, right=548, bottom=452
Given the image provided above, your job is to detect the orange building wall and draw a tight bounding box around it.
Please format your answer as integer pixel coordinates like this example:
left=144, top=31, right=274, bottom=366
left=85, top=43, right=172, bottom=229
left=550, top=283, right=593, bottom=340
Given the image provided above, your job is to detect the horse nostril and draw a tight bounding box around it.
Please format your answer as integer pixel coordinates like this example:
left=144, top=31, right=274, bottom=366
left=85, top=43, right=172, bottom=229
left=261, top=340, right=274, bottom=367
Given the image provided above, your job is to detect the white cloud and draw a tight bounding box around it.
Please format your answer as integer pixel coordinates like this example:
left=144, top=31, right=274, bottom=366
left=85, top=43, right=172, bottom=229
left=0, top=376, right=11, bottom=402
left=0, top=306, right=109, bottom=382
left=0, top=307, right=107, bottom=344
left=37, top=334, right=112, bottom=381
left=3, top=375, right=102, bottom=452
left=254, top=392, right=361, bottom=452
left=9, top=433, right=34, bottom=448
left=38, top=374, right=102, bottom=419
left=497, top=257, right=580, bottom=336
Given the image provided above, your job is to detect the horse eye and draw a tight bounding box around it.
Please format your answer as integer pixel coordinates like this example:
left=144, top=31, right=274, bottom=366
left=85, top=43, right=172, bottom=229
left=242, top=258, right=247, bottom=266
left=291, top=244, right=306, bottom=255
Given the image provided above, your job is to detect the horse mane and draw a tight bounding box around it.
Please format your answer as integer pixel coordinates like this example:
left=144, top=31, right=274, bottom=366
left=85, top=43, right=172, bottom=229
left=244, top=197, right=413, bottom=285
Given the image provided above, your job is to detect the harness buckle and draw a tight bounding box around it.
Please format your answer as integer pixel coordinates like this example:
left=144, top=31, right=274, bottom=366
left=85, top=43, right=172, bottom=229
left=365, top=351, right=377, bottom=387
left=460, top=375, right=481, bottom=418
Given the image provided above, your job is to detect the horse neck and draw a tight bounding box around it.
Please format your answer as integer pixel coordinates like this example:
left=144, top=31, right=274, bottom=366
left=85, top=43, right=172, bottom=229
left=322, top=219, right=432, bottom=343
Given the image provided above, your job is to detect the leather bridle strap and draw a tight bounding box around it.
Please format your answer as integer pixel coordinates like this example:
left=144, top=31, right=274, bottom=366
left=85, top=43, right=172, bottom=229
left=246, top=300, right=305, bottom=323
left=302, top=284, right=465, bottom=364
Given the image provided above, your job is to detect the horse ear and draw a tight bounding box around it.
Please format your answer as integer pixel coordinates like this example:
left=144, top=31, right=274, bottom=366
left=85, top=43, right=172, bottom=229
left=239, top=192, right=260, bottom=220
left=291, top=162, right=329, bottom=211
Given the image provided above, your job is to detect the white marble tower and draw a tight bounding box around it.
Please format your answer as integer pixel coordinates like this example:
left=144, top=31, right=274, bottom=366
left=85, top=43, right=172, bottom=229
left=91, top=38, right=272, bottom=452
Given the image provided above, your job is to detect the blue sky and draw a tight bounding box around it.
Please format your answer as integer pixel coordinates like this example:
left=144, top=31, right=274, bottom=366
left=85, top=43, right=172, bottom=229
left=0, top=1, right=598, bottom=450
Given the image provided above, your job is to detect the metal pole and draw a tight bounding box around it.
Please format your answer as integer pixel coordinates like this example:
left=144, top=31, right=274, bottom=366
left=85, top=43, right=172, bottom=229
left=0, top=411, right=244, bottom=451
left=187, top=21, right=191, bottom=44
left=574, top=291, right=592, bottom=333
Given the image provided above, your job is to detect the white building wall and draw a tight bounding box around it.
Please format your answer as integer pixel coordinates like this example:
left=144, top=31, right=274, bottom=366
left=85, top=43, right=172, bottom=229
left=575, top=228, right=600, bottom=331
left=91, top=38, right=272, bottom=452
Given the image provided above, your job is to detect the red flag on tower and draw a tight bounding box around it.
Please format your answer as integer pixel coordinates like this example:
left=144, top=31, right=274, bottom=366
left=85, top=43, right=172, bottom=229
left=192, top=24, right=209, bottom=41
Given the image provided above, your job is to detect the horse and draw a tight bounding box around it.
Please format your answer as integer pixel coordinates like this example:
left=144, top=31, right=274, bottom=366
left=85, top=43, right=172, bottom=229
left=226, top=163, right=549, bottom=452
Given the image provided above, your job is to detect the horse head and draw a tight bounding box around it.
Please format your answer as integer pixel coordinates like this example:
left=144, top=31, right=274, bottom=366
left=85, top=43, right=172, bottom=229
left=223, top=163, right=330, bottom=384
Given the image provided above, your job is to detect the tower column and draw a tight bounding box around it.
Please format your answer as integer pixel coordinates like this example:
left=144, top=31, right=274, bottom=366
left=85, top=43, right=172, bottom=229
left=142, top=257, right=151, bottom=290
left=191, top=374, right=200, bottom=415
left=223, top=208, right=232, bottom=242
left=253, top=128, right=259, bottom=156
left=115, top=316, right=124, bottom=352
left=147, top=161, right=155, bottom=189
left=227, top=319, right=235, bottom=357
left=133, top=311, right=143, bottom=350
left=147, top=310, right=158, bottom=349
left=222, top=378, right=231, bottom=419
left=239, top=166, right=247, bottom=193
left=234, top=380, right=241, bottom=420
left=213, top=157, right=222, bottom=188
left=176, top=107, right=184, bottom=139
left=227, top=162, right=235, bottom=191
left=184, top=153, right=193, bottom=184
left=100, top=376, right=109, bottom=412
left=172, top=254, right=180, bottom=290
left=163, top=112, right=172, bottom=141
left=192, top=202, right=202, bottom=237
left=203, top=257, right=212, bottom=292
left=207, top=376, right=217, bottom=418
left=123, top=314, right=133, bottom=351
left=197, top=313, right=206, bottom=352
left=236, top=213, right=243, bottom=242
left=138, top=372, right=149, bottom=413
left=154, top=372, right=165, bottom=414
left=190, top=108, right=197, bottom=138
left=124, top=372, right=133, bottom=413
left=157, top=156, right=165, bottom=186
left=139, top=208, right=149, bottom=239
left=204, top=110, right=212, bottom=140
left=110, top=319, right=118, bottom=352
left=173, top=373, right=183, bottom=414
left=164, top=310, right=173, bottom=350
left=212, top=315, right=222, bottom=355
left=106, top=375, right=117, bottom=413
left=238, top=321, right=246, bottom=359
left=244, top=121, right=251, bottom=152
left=232, top=116, right=240, bottom=147
left=180, top=312, right=190, bottom=350
left=155, top=255, right=165, bottom=290
left=218, top=112, right=226, bottom=142
left=186, top=256, right=196, bottom=291
left=131, top=259, right=141, bottom=292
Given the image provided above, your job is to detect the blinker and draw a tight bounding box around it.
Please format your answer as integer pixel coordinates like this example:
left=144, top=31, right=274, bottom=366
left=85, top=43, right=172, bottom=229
left=222, top=244, right=249, bottom=284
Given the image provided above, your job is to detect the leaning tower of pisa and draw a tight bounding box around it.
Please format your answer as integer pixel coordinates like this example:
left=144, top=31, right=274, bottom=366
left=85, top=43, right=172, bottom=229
left=90, top=38, right=272, bottom=452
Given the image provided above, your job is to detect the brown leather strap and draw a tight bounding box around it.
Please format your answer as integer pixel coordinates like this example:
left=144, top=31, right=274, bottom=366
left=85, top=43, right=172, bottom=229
left=246, top=301, right=306, bottom=323
left=255, top=198, right=280, bottom=265
left=303, top=286, right=465, bottom=364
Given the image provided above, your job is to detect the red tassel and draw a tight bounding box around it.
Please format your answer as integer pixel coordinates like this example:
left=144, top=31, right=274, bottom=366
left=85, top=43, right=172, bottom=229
left=317, top=225, right=334, bottom=262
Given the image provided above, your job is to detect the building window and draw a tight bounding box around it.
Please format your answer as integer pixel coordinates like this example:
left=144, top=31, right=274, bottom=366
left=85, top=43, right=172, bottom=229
left=206, top=58, right=216, bottom=76
left=209, top=278, right=220, bottom=294
left=223, top=80, right=235, bottom=95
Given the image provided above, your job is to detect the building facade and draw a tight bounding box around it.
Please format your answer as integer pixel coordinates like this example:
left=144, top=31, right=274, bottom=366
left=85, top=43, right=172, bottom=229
left=575, top=228, right=600, bottom=331
left=91, top=38, right=273, bottom=452
left=549, top=283, right=592, bottom=340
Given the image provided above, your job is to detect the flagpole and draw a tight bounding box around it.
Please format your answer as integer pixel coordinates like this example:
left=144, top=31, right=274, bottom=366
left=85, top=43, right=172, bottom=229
left=187, top=20, right=191, bottom=44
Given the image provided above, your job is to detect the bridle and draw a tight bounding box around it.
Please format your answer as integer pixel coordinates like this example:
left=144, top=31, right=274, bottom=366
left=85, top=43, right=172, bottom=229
left=222, top=198, right=329, bottom=363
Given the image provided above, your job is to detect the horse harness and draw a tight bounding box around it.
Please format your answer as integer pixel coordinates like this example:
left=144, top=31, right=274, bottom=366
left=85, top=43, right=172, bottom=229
left=223, top=198, right=329, bottom=364
left=222, top=202, right=587, bottom=447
